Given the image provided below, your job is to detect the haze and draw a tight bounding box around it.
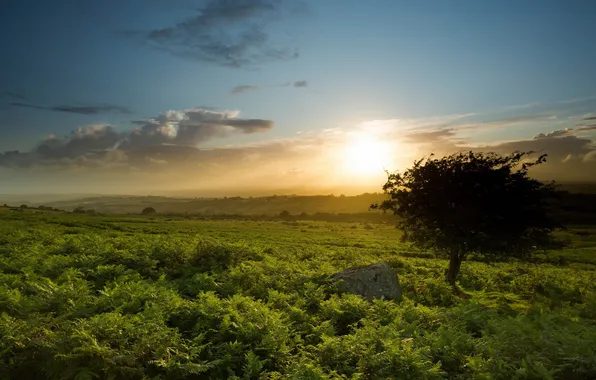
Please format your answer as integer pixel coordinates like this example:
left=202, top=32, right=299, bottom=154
left=1, top=0, right=595, bottom=196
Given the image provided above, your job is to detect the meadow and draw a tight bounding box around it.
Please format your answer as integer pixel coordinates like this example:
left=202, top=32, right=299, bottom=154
left=1, top=207, right=596, bottom=379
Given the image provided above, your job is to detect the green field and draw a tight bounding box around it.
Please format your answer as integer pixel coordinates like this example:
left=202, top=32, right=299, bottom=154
left=1, top=208, right=596, bottom=379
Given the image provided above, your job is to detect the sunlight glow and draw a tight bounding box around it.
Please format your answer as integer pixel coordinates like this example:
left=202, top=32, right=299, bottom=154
left=343, top=135, right=392, bottom=175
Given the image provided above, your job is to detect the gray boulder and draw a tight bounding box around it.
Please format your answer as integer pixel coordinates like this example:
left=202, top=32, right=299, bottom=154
left=331, top=262, right=401, bottom=301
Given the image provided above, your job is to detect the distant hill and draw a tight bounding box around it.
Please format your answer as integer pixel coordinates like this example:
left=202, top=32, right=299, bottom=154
left=25, top=193, right=386, bottom=215
left=2, top=182, right=596, bottom=221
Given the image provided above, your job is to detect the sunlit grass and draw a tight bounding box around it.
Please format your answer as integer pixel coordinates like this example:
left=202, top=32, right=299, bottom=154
left=1, top=212, right=595, bottom=378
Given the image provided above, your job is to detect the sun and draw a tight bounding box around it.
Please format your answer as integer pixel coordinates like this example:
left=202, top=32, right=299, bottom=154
left=343, top=135, right=392, bottom=175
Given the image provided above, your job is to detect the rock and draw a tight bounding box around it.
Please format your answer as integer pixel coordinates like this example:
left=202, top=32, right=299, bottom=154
left=331, top=262, right=401, bottom=301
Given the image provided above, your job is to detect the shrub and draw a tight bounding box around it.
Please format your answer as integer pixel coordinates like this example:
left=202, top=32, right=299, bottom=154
left=142, top=207, right=157, bottom=215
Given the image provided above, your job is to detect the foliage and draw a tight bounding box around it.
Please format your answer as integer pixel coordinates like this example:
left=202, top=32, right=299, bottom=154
left=0, top=211, right=595, bottom=379
left=372, top=151, right=566, bottom=285
left=141, top=207, right=157, bottom=215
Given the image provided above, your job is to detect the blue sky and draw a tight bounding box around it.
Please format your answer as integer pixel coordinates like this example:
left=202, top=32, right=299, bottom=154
left=1, top=0, right=595, bottom=194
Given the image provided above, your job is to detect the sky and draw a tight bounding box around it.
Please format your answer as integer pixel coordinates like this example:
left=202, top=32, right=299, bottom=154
left=1, top=0, right=596, bottom=195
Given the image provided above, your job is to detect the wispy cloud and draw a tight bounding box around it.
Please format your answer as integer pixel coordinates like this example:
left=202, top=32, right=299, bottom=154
left=133, top=0, right=304, bottom=68
left=403, top=129, right=457, bottom=143
left=583, top=116, right=596, bottom=121
left=559, top=96, right=596, bottom=104
left=232, top=85, right=258, bottom=94
left=485, top=96, right=596, bottom=115
left=7, top=102, right=46, bottom=111
left=277, top=80, right=309, bottom=88
left=231, top=80, right=308, bottom=94
left=9, top=102, right=131, bottom=115
left=461, top=114, right=553, bottom=130
left=52, top=105, right=131, bottom=115
left=500, top=101, right=541, bottom=111
left=1, top=92, right=27, bottom=101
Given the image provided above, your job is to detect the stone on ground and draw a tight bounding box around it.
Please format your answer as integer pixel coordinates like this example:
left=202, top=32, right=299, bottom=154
left=331, top=262, right=401, bottom=301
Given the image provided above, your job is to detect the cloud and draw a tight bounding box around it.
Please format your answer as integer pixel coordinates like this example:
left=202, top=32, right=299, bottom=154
left=577, top=124, right=596, bottom=131
left=137, top=0, right=302, bottom=68
left=403, top=121, right=591, bottom=167
left=583, top=151, right=596, bottom=162
left=501, top=101, right=542, bottom=111
left=51, top=104, right=131, bottom=115
left=0, top=106, right=274, bottom=171
left=1, top=92, right=26, bottom=101
left=484, top=114, right=550, bottom=127
left=172, top=108, right=272, bottom=145
left=456, top=134, right=596, bottom=183
left=277, top=81, right=309, bottom=88
left=36, top=125, right=122, bottom=159
left=131, top=120, right=150, bottom=126
left=459, top=114, right=553, bottom=130
left=370, top=112, right=552, bottom=140
left=373, top=109, right=596, bottom=182
left=9, top=102, right=131, bottom=115
left=583, top=116, right=596, bottom=120
left=7, top=102, right=46, bottom=111
left=4, top=99, right=596, bottom=194
left=232, top=85, right=258, bottom=94
left=219, top=118, right=273, bottom=131
left=146, top=157, right=168, bottom=165
left=533, top=128, right=573, bottom=139
left=562, top=154, right=574, bottom=163
left=0, top=125, right=126, bottom=170
left=403, top=129, right=457, bottom=143
left=559, top=96, right=596, bottom=105
left=124, top=108, right=274, bottom=148
left=482, top=135, right=592, bottom=159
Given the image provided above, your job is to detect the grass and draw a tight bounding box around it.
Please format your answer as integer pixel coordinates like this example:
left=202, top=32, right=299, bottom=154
left=1, top=209, right=596, bottom=379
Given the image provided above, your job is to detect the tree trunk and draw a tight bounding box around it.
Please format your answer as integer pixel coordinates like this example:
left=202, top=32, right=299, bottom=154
left=446, top=253, right=463, bottom=287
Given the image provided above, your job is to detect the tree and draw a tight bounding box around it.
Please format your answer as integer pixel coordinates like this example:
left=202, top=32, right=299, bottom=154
left=141, top=207, right=157, bottom=215
left=371, top=151, right=565, bottom=287
left=280, top=210, right=291, bottom=217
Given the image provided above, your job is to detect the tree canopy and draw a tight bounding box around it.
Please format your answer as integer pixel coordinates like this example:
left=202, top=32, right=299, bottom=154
left=372, top=151, right=565, bottom=286
left=141, top=207, right=157, bottom=215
